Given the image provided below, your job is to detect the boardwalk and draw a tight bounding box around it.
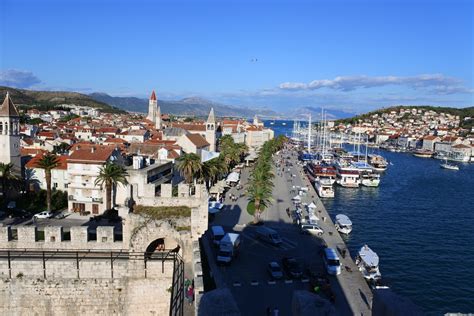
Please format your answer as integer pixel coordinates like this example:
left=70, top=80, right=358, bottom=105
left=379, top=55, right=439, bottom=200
left=204, top=145, right=373, bottom=315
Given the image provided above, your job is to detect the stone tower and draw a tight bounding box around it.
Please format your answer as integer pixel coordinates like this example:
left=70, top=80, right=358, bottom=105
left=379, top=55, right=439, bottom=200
left=0, top=92, right=21, bottom=174
left=155, top=100, right=162, bottom=130
left=147, top=90, right=157, bottom=124
left=205, top=108, right=216, bottom=152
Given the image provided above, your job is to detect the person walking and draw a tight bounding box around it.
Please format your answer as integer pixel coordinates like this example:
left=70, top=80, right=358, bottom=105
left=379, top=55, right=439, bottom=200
left=186, top=284, right=194, bottom=305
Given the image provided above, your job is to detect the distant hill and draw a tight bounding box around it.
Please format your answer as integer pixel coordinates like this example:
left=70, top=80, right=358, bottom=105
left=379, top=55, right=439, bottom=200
left=89, top=93, right=279, bottom=118
left=335, top=105, right=474, bottom=128
left=0, top=86, right=125, bottom=114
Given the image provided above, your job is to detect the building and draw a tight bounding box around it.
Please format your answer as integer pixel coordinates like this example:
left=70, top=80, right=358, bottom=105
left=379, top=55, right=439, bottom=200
left=0, top=92, right=21, bottom=175
left=205, top=108, right=216, bottom=151
left=67, top=146, right=123, bottom=214
left=115, top=156, right=174, bottom=205
left=146, top=90, right=162, bottom=129
left=25, top=154, right=68, bottom=191
left=177, top=133, right=210, bottom=158
left=422, top=136, right=441, bottom=151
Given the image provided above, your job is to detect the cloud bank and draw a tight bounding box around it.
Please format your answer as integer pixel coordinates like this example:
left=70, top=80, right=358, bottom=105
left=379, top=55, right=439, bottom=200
left=0, top=69, right=41, bottom=88
left=279, top=74, right=472, bottom=94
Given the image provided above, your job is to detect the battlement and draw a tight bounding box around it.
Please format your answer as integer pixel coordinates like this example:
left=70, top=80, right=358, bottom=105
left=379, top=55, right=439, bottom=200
left=0, top=226, right=125, bottom=250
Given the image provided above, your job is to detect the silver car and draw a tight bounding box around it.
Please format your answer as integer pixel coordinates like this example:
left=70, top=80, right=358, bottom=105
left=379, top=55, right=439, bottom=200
left=300, top=223, right=324, bottom=236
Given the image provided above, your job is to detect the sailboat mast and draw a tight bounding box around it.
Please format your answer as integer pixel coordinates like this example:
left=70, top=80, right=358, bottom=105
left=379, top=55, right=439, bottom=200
left=307, top=114, right=312, bottom=153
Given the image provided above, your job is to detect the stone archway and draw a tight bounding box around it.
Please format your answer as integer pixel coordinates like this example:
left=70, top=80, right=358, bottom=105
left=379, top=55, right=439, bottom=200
left=144, top=238, right=166, bottom=259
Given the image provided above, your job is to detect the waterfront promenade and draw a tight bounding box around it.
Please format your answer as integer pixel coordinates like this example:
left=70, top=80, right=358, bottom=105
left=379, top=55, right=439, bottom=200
left=203, top=145, right=373, bottom=315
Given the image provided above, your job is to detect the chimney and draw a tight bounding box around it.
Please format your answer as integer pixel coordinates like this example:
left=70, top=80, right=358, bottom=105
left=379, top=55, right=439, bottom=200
left=91, top=147, right=95, bottom=153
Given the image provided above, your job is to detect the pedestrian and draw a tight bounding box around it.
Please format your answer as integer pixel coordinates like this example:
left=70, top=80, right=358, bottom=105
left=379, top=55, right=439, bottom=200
left=186, top=284, right=194, bottom=305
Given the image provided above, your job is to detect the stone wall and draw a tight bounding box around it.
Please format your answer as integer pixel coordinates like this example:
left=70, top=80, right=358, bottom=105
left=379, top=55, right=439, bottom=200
left=0, top=278, right=173, bottom=316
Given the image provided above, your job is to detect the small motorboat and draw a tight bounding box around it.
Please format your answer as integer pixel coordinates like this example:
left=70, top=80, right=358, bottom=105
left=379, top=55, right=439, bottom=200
left=356, top=244, right=381, bottom=281
left=335, top=214, right=352, bottom=235
left=440, top=159, right=459, bottom=171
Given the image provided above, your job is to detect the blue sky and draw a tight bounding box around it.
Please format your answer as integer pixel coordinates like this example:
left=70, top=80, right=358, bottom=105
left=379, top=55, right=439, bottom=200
left=0, top=0, right=472, bottom=114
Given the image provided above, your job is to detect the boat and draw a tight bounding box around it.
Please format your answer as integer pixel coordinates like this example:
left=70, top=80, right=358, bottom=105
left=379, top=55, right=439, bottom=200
left=282, top=122, right=287, bottom=126
left=368, top=154, right=388, bottom=172
left=314, top=177, right=335, bottom=198
left=335, top=214, right=352, bottom=235
left=335, top=160, right=360, bottom=188
left=360, top=171, right=381, bottom=187
left=440, top=159, right=459, bottom=171
left=356, top=245, right=381, bottom=281
left=306, top=163, right=337, bottom=185
left=412, top=149, right=434, bottom=158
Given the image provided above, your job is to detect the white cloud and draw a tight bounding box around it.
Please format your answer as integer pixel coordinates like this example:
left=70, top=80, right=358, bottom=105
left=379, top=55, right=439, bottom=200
left=279, top=74, right=472, bottom=95
left=0, top=69, right=41, bottom=88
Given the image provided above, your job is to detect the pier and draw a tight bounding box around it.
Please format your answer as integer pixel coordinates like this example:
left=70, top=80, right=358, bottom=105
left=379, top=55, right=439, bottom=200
left=203, top=144, right=373, bottom=315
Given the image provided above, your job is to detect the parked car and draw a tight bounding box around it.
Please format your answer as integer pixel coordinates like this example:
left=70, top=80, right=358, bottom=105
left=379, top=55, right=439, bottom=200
left=300, top=223, right=324, bottom=236
left=282, top=257, right=303, bottom=279
left=323, top=248, right=342, bottom=275
left=33, top=211, right=53, bottom=219
left=267, top=261, right=283, bottom=279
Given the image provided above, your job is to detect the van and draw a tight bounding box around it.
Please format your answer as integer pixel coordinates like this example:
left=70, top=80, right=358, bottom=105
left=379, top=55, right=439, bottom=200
left=255, top=226, right=282, bottom=246
left=210, top=225, right=225, bottom=246
left=300, top=223, right=324, bottom=236
left=323, top=248, right=341, bottom=275
left=216, top=233, right=241, bottom=265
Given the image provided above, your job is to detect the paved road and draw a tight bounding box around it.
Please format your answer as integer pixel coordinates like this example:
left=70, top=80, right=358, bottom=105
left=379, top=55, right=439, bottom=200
left=205, top=146, right=373, bottom=315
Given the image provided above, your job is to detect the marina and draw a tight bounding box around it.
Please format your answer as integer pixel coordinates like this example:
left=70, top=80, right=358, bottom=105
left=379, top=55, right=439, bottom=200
left=268, top=119, right=474, bottom=314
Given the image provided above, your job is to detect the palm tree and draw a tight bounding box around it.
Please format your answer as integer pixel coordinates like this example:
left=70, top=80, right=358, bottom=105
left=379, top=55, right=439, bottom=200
left=36, top=153, right=60, bottom=212
left=95, top=162, right=128, bottom=211
left=175, top=153, right=202, bottom=184
left=0, top=162, right=18, bottom=207
left=247, top=176, right=273, bottom=224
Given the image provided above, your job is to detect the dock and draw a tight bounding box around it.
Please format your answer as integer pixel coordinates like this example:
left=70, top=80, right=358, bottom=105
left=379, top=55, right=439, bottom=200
left=287, top=149, right=374, bottom=315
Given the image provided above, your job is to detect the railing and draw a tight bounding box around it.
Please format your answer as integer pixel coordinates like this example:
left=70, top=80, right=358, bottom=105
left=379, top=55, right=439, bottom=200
left=0, top=248, right=179, bottom=279
left=169, top=252, right=185, bottom=316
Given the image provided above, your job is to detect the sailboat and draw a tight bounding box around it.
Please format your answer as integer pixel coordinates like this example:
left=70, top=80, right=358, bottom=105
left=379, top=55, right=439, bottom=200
left=440, top=158, right=459, bottom=170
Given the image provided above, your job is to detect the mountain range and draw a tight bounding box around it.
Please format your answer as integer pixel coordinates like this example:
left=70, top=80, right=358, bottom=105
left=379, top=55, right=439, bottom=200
left=89, top=93, right=279, bottom=118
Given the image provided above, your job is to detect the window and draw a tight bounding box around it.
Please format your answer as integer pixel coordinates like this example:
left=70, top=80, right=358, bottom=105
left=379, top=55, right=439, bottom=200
left=102, top=237, right=107, bottom=242
left=53, top=183, right=58, bottom=189
left=92, top=204, right=99, bottom=214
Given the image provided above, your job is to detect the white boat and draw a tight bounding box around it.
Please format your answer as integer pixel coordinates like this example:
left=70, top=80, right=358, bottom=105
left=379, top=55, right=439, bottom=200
left=360, top=172, right=381, bottom=187
left=440, top=159, right=459, bottom=171
left=368, top=154, right=388, bottom=172
left=356, top=245, right=382, bottom=281
left=335, top=166, right=360, bottom=188
left=335, top=214, right=352, bottom=235
left=282, top=122, right=287, bottom=126
left=314, top=178, right=335, bottom=198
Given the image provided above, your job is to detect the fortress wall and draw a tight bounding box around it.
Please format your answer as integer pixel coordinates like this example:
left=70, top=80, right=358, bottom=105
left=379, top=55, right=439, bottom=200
left=0, top=277, right=173, bottom=316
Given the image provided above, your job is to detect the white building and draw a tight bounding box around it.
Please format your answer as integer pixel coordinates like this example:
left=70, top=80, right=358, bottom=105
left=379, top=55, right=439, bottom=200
left=26, top=155, right=68, bottom=191
left=67, top=146, right=123, bottom=215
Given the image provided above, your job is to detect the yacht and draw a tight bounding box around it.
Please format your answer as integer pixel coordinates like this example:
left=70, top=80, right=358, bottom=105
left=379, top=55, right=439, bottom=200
left=368, top=154, right=388, bottom=172
left=335, top=214, right=352, bottom=235
left=440, top=159, right=459, bottom=171
left=356, top=245, right=382, bottom=281
left=413, top=149, right=433, bottom=158
left=314, top=177, right=335, bottom=198
left=360, top=171, right=381, bottom=187
left=306, top=163, right=337, bottom=185
left=335, top=162, right=360, bottom=188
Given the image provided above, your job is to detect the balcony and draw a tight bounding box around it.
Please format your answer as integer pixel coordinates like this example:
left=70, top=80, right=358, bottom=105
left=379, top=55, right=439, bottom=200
left=67, top=182, right=101, bottom=190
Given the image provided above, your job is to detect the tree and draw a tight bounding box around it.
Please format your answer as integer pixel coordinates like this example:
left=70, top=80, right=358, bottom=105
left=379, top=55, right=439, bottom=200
left=0, top=163, right=18, bottom=206
left=36, top=153, right=60, bottom=212
left=53, top=142, right=70, bottom=154
left=200, top=157, right=227, bottom=188
left=175, top=153, right=202, bottom=184
left=95, top=161, right=129, bottom=211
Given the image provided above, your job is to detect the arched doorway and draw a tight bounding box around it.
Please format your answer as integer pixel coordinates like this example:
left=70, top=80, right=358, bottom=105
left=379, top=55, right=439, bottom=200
left=144, top=238, right=166, bottom=259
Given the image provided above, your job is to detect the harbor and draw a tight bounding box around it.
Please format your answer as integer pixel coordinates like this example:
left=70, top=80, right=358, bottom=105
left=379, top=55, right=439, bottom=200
left=268, top=119, right=474, bottom=314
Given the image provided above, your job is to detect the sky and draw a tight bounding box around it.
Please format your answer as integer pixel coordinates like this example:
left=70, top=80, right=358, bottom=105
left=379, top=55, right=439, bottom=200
left=0, top=0, right=473, bottom=114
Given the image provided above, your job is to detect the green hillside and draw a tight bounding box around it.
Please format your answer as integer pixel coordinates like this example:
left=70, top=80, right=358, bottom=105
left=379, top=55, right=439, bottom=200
left=0, top=86, right=126, bottom=114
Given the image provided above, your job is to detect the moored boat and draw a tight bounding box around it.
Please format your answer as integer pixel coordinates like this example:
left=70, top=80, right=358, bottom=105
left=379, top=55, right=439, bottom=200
left=413, top=149, right=434, bottom=158
left=368, top=154, right=388, bottom=172
left=440, top=159, right=459, bottom=171
left=360, top=172, right=381, bottom=187
left=335, top=214, right=352, bottom=235
left=356, top=245, right=382, bottom=281
left=314, top=177, right=335, bottom=198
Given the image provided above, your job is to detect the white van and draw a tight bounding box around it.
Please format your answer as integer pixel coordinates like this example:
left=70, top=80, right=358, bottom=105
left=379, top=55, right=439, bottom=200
left=210, top=225, right=225, bottom=246
left=255, top=226, right=282, bottom=246
left=323, top=248, right=341, bottom=275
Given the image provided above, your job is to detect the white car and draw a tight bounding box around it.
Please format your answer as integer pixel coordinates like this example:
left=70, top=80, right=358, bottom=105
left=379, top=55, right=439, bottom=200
left=300, top=223, right=324, bottom=236
left=33, top=211, right=53, bottom=219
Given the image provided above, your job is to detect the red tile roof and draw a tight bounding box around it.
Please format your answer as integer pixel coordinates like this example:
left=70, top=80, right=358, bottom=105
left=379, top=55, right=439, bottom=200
left=171, top=123, right=206, bottom=132
left=26, top=154, right=68, bottom=170
left=186, top=133, right=210, bottom=148
left=68, top=146, right=115, bottom=163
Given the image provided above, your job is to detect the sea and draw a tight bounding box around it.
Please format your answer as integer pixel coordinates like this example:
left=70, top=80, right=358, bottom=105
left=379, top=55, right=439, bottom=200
left=265, top=119, right=474, bottom=315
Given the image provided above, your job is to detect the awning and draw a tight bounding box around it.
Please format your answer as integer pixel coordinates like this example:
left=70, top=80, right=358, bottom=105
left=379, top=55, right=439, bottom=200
left=226, top=172, right=240, bottom=183
left=292, top=195, right=301, bottom=201
left=307, top=202, right=317, bottom=210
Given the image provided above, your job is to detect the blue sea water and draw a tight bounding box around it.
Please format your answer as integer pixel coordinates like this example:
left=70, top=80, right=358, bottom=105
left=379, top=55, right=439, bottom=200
left=265, top=120, right=474, bottom=314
